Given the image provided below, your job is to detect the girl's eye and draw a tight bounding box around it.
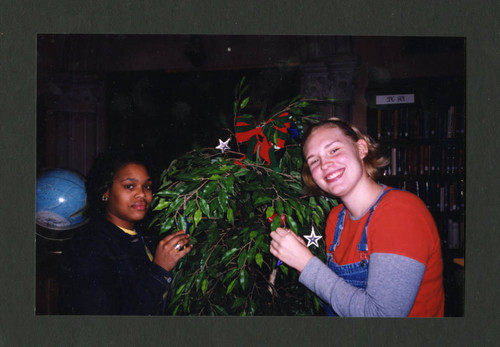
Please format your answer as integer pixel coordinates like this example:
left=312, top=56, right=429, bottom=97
left=309, top=159, right=319, bottom=166
left=144, top=185, right=152, bottom=191
left=125, top=184, right=134, bottom=189
left=330, top=148, right=339, bottom=155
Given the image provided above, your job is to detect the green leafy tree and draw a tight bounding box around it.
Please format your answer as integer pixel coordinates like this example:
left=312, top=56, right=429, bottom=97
left=151, top=77, right=337, bottom=315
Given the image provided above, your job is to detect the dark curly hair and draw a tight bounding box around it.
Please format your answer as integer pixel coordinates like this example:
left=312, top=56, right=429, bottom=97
left=85, top=149, right=153, bottom=218
left=301, top=117, right=389, bottom=196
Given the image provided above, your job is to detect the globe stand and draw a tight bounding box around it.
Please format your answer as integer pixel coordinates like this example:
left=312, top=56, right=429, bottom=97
left=35, top=223, right=87, bottom=315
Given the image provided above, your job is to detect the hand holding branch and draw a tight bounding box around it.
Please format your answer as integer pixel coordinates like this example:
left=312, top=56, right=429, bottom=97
left=270, top=227, right=314, bottom=272
left=154, top=230, right=193, bottom=271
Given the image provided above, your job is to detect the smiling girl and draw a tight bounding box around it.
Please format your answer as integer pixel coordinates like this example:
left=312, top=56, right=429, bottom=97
left=270, top=118, right=444, bottom=317
left=59, top=150, right=192, bottom=315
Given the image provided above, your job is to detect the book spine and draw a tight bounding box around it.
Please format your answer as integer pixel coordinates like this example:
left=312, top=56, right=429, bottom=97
left=391, top=147, right=397, bottom=175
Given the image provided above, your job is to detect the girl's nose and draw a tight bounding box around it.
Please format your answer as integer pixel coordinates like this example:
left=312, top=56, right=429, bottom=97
left=320, top=158, right=332, bottom=170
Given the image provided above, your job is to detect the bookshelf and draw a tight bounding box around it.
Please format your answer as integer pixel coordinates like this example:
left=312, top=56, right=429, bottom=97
left=365, top=77, right=465, bottom=258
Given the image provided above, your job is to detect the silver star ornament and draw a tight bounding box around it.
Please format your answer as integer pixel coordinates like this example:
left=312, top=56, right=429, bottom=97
left=304, top=225, right=322, bottom=248
left=216, top=137, right=231, bottom=153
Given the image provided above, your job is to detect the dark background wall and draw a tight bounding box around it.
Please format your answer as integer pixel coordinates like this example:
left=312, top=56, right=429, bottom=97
left=36, top=34, right=465, bottom=178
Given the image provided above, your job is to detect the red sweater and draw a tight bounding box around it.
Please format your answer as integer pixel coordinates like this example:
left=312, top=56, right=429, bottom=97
left=325, top=188, right=445, bottom=317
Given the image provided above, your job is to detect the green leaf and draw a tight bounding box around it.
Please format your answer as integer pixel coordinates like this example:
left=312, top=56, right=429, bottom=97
left=265, top=206, right=275, bottom=219
left=237, top=250, right=247, bottom=268
left=178, top=216, right=187, bottom=231
left=233, top=167, right=250, bottom=177
left=199, top=198, right=210, bottom=217
left=253, top=196, right=272, bottom=207
left=210, top=200, right=222, bottom=218
left=152, top=198, right=170, bottom=211
left=318, top=197, right=331, bottom=212
left=209, top=174, right=223, bottom=181
left=308, top=196, right=318, bottom=207
left=200, top=181, right=218, bottom=197
left=314, top=296, right=320, bottom=312
left=221, top=175, right=235, bottom=195
left=155, top=190, right=178, bottom=198
left=184, top=199, right=197, bottom=215
left=270, top=215, right=281, bottom=231
left=166, top=197, right=184, bottom=215
left=249, top=231, right=259, bottom=240
left=175, top=283, right=186, bottom=296
left=276, top=200, right=284, bottom=215
left=289, top=183, right=302, bottom=193
left=226, top=278, right=238, bottom=295
left=195, top=273, right=204, bottom=292
left=295, top=206, right=304, bottom=225
left=255, top=253, right=263, bottom=268
left=315, top=205, right=325, bottom=218
left=201, top=278, right=209, bottom=295
left=221, top=248, right=239, bottom=263
left=254, top=234, right=268, bottom=252
left=194, top=209, right=202, bottom=226
left=313, top=213, right=321, bottom=227
left=160, top=217, right=175, bottom=234
left=213, top=304, right=228, bottom=315
left=240, top=96, right=250, bottom=109
left=249, top=300, right=256, bottom=315
left=247, top=246, right=257, bottom=264
left=239, top=269, right=248, bottom=291
left=284, top=202, right=293, bottom=216
left=218, top=189, right=228, bottom=211
left=286, top=215, right=298, bottom=233
left=227, top=207, right=234, bottom=224
left=223, top=268, right=239, bottom=283
left=182, top=296, right=190, bottom=314
left=231, top=297, right=246, bottom=309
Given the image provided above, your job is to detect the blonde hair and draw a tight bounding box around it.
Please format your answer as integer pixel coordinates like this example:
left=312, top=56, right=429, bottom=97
left=301, top=117, right=389, bottom=195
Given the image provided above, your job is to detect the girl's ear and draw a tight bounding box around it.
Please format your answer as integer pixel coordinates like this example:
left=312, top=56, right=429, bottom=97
left=356, top=139, right=369, bottom=160
left=102, top=188, right=110, bottom=201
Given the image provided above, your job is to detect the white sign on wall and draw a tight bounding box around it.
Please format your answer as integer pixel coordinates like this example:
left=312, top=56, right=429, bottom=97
left=376, top=94, right=415, bottom=105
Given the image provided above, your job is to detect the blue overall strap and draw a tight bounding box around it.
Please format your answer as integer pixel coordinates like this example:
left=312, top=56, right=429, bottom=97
left=357, top=188, right=396, bottom=252
left=329, top=206, right=347, bottom=253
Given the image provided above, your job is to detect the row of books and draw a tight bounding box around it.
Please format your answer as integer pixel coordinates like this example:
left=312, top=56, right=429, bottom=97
left=382, top=143, right=465, bottom=177
left=439, top=219, right=465, bottom=250
left=385, top=178, right=465, bottom=214
left=373, top=105, right=465, bottom=141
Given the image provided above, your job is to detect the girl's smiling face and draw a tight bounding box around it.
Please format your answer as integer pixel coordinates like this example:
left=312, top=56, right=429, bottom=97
left=304, top=126, right=367, bottom=198
left=104, top=163, right=153, bottom=229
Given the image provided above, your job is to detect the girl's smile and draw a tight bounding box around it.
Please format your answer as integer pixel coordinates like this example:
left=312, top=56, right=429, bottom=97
left=324, top=168, right=345, bottom=183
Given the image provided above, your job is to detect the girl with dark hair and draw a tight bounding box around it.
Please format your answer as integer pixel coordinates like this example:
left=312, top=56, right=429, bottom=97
left=59, top=150, right=192, bottom=315
left=270, top=118, right=444, bottom=317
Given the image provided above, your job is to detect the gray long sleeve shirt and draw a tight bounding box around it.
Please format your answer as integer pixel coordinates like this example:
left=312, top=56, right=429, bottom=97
left=298, top=253, right=425, bottom=317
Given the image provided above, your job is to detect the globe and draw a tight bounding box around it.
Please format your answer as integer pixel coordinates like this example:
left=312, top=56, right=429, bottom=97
left=36, top=169, right=88, bottom=230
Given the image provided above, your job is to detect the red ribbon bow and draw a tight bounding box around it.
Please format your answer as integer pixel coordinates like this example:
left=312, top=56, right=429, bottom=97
left=235, top=112, right=291, bottom=165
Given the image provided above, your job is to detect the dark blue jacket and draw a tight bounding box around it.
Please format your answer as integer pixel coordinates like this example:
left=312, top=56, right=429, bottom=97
left=58, top=217, right=173, bottom=315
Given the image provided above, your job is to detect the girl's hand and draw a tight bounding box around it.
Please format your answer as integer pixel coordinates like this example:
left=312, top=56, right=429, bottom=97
left=270, top=227, right=314, bottom=272
left=154, top=230, right=193, bottom=271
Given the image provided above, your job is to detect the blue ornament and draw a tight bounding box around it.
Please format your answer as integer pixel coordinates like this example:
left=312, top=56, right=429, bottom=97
left=288, top=122, right=301, bottom=141
left=36, top=169, right=88, bottom=230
